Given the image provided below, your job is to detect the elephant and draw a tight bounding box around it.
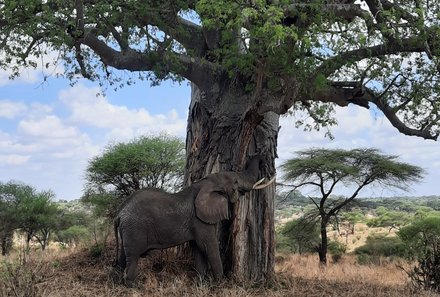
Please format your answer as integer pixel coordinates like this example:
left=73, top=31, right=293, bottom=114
left=113, top=156, right=274, bottom=286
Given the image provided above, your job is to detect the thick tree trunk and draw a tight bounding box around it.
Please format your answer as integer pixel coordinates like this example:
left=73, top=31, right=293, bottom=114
left=185, top=82, right=278, bottom=282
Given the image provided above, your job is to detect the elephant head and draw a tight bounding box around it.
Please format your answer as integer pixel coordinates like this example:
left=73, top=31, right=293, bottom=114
left=194, top=156, right=274, bottom=224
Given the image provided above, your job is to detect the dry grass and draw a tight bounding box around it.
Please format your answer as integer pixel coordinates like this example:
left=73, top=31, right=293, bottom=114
left=1, top=246, right=439, bottom=297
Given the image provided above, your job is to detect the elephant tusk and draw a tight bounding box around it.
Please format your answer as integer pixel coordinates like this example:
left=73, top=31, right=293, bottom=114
left=252, top=177, right=276, bottom=190
left=252, top=178, right=265, bottom=189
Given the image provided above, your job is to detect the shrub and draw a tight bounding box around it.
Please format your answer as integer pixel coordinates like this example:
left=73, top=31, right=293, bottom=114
left=328, top=241, right=346, bottom=263
left=89, top=243, right=104, bottom=258
left=355, top=234, right=406, bottom=264
left=277, top=218, right=320, bottom=254
left=398, top=216, right=440, bottom=292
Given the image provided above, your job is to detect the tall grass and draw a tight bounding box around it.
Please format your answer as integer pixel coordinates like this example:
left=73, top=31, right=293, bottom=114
left=276, top=253, right=409, bottom=286
left=1, top=247, right=439, bottom=297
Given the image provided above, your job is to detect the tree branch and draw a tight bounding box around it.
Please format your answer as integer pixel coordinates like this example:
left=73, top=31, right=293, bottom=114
left=307, top=82, right=370, bottom=109
left=366, top=88, right=440, bottom=140
left=134, top=12, right=206, bottom=57
left=81, top=30, right=222, bottom=87
left=317, top=36, right=428, bottom=77
left=285, top=3, right=369, bottom=24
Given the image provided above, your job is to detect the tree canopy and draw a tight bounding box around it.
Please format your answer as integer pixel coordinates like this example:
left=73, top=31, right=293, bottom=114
left=280, top=148, right=424, bottom=264
left=85, top=134, right=185, bottom=196
left=83, top=134, right=185, bottom=217
left=0, top=181, right=59, bottom=251
left=1, top=1, right=439, bottom=139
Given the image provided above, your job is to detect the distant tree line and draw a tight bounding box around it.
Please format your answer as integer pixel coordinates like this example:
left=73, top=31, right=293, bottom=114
left=0, top=181, right=91, bottom=254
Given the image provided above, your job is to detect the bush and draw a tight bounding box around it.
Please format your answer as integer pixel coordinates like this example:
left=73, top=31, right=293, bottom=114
left=56, top=225, right=89, bottom=247
left=355, top=234, right=406, bottom=264
left=328, top=241, right=346, bottom=263
left=398, top=216, right=440, bottom=292
left=89, top=243, right=105, bottom=258
left=277, top=218, right=320, bottom=254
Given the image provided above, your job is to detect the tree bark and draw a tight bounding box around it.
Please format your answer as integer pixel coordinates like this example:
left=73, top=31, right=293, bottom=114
left=318, top=218, right=328, bottom=265
left=185, top=82, right=278, bottom=283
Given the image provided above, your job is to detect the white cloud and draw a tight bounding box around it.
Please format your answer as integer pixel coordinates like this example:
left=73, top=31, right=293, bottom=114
left=59, top=84, right=187, bottom=141
left=18, top=115, right=80, bottom=138
left=0, top=49, right=65, bottom=86
left=0, top=83, right=189, bottom=200
left=0, top=154, right=30, bottom=165
left=0, top=68, right=39, bottom=86
left=0, top=100, right=27, bottom=119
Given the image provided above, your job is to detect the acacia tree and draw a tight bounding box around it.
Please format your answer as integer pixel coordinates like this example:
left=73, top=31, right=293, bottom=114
left=1, top=1, right=440, bottom=281
left=0, top=181, right=59, bottom=251
left=83, top=134, right=185, bottom=217
left=15, top=189, right=59, bottom=251
left=86, top=134, right=185, bottom=195
left=281, top=148, right=424, bottom=264
left=0, top=182, right=21, bottom=255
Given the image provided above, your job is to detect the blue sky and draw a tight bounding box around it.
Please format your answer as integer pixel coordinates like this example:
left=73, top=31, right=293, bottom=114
left=0, top=65, right=439, bottom=200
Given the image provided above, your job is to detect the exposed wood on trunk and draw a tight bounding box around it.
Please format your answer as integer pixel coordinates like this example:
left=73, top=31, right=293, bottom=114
left=184, top=82, right=278, bottom=282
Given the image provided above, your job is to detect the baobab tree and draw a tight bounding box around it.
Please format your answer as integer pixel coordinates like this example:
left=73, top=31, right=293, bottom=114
left=1, top=1, right=439, bottom=282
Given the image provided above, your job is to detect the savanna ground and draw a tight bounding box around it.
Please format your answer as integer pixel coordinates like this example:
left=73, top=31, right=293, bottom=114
left=1, top=242, right=439, bottom=297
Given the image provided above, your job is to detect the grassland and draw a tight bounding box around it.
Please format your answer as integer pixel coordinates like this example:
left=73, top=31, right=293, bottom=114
left=1, top=245, right=439, bottom=297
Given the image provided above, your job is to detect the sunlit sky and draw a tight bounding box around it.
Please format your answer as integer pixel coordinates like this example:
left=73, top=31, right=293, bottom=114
left=0, top=65, right=439, bottom=200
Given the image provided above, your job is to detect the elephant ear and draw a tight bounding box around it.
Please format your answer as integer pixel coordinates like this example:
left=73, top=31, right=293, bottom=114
left=195, top=188, right=229, bottom=224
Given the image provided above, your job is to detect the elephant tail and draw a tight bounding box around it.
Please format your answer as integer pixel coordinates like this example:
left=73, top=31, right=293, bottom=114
left=113, top=217, right=120, bottom=267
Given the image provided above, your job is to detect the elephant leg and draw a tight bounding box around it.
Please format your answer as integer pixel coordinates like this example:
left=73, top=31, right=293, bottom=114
left=205, top=243, right=223, bottom=280
left=191, top=241, right=208, bottom=277
left=124, top=255, right=139, bottom=287
left=110, top=240, right=127, bottom=284
left=195, top=237, right=223, bottom=280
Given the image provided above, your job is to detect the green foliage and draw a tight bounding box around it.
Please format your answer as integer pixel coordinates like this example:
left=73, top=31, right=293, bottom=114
left=83, top=134, right=185, bottom=217
left=281, top=148, right=425, bottom=193
left=327, top=241, right=346, bottom=263
left=276, top=190, right=310, bottom=209
left=89, top=243, right=105, bottom=258
left=277, top=218, right=320, bottom=254
left=0, top=181, right=60, bottom=251
left=81, top=190, right=118, bottom=218
left=56, top=225, right=89, bottom=247
left=15, top=190, right=59, bottom=250
left=355, top=234, right=406, bottom=264
left=339, top=211, right=364, bottom=232
left=398, top=215, right=440, bottom=292
left=2, top=0, right=439, bottom=137
left=280, top=148, right=424, bottom=265
left=398, top=215, right=440, bottom=260
left=85, top=134, right=185, bottom=194
left=366, top=210, right=412, bottom=229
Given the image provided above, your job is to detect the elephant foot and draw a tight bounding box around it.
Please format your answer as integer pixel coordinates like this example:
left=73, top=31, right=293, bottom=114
left=124, top=278, right=136, bottom=288
left=109, top=266, right=124, bottom=284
